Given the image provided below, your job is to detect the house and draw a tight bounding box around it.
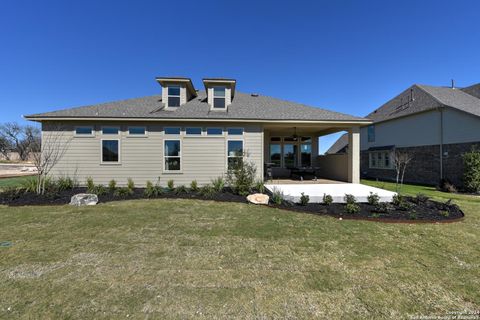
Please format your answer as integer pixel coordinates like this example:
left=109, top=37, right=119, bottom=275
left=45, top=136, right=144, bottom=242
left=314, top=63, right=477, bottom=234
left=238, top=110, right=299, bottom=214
left=327, top=82, right=480, bottom=187
left=24, top=77, right=371, bottom=187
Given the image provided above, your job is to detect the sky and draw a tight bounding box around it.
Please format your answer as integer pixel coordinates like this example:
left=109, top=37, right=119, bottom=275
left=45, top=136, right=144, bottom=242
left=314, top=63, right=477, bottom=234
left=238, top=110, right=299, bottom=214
left=1, top=0, right=479, bottom=153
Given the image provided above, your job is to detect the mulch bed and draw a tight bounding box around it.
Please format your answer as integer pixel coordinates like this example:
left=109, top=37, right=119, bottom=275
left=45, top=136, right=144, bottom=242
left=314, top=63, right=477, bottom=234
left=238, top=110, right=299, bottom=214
left=0, top=188, right=464, bottom=223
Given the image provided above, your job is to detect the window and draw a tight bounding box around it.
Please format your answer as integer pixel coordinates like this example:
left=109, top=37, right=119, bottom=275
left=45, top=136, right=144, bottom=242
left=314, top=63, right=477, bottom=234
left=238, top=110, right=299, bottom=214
left=128, top=127, right=146, bottom=135
left=269, top=144, right=281, bottom=167
left=270, top=137, right=281, bottom=142
left=368, top=125, right=375, bottom=142
left=164, top=140, right=181, bottom=171
left=102, top=140, right=119, bottom=163
left=207, top=128, right=223, bottom=135
left=185, top=127, right=202, bottom=135
left=168, top=85, right=181, bottom=107
left=213, top=87, right=226, bottom=108
left=227, top=128, right=243, bottom=135
left=165, top=127, right=181, bottom=135
left=75, top=126, right=93, bottom=136
left=227, top=140, right=243, bottom=169
left=369, top=151, right=392, bottom=169
left=102, top=127, right=119, bottom=135
left=300, top=137, right=312, bottom=167
left=283, top=144, right=297, bottom=168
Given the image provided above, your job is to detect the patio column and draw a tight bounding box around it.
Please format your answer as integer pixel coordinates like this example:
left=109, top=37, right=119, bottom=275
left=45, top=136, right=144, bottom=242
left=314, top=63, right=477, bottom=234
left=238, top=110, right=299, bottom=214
left=347, top=126, right=360, bottom=184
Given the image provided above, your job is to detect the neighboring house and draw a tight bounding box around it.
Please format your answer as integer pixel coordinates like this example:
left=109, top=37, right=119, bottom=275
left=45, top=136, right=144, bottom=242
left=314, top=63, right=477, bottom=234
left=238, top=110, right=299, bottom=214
left=25, top=77, right=370, bottom=186
left=328, top=82, right=480, bottom=187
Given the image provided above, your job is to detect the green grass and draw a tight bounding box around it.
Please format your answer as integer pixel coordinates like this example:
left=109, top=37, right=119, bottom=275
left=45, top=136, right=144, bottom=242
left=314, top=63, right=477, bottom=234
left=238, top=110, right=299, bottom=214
left=0, top=176, right=32, bottom=189
left=0, top=185, right=479, bottom=318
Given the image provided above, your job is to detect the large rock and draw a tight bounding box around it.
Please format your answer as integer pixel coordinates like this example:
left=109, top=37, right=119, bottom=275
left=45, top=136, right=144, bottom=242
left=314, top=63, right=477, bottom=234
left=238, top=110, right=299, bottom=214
left=69, top=194, right=98, bottom=206
left=247, top=193, right=269, bottom=205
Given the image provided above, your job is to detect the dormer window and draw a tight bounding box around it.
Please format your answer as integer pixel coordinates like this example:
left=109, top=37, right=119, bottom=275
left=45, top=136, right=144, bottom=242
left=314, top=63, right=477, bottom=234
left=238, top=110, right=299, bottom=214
left=168, top=85, right=181, bottom=107
left=213, top=87, right=226, bottom=109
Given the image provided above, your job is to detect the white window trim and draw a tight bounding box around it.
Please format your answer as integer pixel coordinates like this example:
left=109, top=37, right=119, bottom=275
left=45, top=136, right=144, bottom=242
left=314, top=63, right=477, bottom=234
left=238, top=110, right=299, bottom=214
left=185, top=127, right=202, bottom=136
left=100, top=138, right=121, bottom=165
left=226, top=139, right=244, bottom=170
left=167, top=85, right=181, bottom=108
left=369, top=151, right=393, bottom=169
left=164, top=127, right=182, bottom=136
left=74, top=126, right=94, bottom=137
left=163, top=139, right=182, bottom=173
left=227, top=127, right=244, bottom=136
left=206, top=127, right=224, bottom=136
left=211, top=86, right=227, bottom=110
left=127, top=126, right=148, bottom=137
left=268, top=135, right=312, bottom=168
left=101, top=126, right=120, bottom=135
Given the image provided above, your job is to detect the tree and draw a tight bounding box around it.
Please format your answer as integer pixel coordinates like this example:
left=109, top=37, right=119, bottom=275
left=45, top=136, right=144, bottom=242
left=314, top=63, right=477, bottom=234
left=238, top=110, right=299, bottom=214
left=394, top=150, right=414, bottom=192
left=0, top=136, right=12, bottom=160
left=462, top=148, right=480, bottom=193
left=0, top=122, right=41, bottom=161
left=30, top=123, right=72, bottom=194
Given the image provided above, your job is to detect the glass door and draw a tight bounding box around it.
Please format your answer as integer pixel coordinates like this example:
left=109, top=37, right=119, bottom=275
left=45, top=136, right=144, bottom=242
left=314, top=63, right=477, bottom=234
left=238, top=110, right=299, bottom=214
left=283, top=144, right=297, bottom=169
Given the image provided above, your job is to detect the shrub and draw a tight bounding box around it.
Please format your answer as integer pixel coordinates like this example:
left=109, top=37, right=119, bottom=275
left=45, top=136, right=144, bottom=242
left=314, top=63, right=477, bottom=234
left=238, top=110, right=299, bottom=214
left=392, top=194, right=402, bottom=206
left=438, top=178, right=457, bottom=193
left=322, top=193, right=333, bottom=205
left=408, top=211, right=418, bottom=220
left=211, top=177, right=225, bottom=193
left=226, top=157, right=256, bottom=196
left=371, top=213, right=381, bottom=218
left=175, top=185, right=188, bottom=194
left=21, top=177, right=40, bottom=193
left=373, top=202, right=392, bottom=213
left=190, top=180, right=199, bottom=192
left=367, top=192, right=380, bottom=206
left=398, top=200, right=413, bottom=211
left=271, top=188, right=284, bottom=205
left=199, top=184, right=216, bottom=198
left=91, top=184, right=108, bottom=196
left=344, top=194, right=356, bottom=205
left=463, top=148, right=480, bottom=193
left=144, top=180, right=163, bottom=198
left=167, top=179, right=175, bottom=192
left=345, top=203, right=360, bottom=214
left=127, top=178, right=135, bottom=191
left=114, top=187, right=133, bottom=198
left=108, top=179, right=117, bottom=192
left=439, top=210, right=450, bottom=217
left=415, top=193, right=429, bottom=203
left=57, top=176, right=75, bottom=191
left=299, top=192, right=309, bottom=206
left=255, top=180, right=265, bottom=193
left=86, top=177, right=95, bottom=193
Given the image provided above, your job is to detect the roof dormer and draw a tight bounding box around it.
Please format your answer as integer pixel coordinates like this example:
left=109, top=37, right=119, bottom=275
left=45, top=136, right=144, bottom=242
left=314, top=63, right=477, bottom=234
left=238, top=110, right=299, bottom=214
left=202, top=78, right=236, bottom=111
left=156, top=77, right=197, bottom=109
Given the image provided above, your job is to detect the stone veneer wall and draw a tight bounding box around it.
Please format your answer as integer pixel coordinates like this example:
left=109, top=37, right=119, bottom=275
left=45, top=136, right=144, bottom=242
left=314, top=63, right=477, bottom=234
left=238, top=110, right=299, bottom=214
left=361, top=141, right=480, bottom=187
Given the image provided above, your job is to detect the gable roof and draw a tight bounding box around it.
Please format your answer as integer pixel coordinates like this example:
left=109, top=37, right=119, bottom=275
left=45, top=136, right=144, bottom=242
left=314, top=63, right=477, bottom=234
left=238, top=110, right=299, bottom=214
left=325, top=133, right=348, bottom=154
left=25, top=90, right=369, bottom=123
left=461, top=83, right=480, bottom=99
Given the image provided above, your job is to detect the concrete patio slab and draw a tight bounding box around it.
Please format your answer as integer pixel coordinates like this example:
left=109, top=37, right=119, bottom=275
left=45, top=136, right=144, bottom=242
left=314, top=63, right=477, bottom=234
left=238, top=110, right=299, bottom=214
left=265, top=183, right=397, bottom=203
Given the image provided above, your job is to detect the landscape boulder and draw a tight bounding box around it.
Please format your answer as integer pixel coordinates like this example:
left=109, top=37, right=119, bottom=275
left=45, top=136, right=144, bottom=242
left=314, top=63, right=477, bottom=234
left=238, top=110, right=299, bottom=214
left=247, top=193, right=269, bottom=205
left=69, top=194, right=98, bottom=206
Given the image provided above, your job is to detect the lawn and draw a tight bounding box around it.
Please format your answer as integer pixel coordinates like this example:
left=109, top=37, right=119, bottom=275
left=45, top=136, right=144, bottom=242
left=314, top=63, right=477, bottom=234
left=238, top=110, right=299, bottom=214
left=0, top=183, right=479, bottom=318
left=0, top=176, right=31, bottom=189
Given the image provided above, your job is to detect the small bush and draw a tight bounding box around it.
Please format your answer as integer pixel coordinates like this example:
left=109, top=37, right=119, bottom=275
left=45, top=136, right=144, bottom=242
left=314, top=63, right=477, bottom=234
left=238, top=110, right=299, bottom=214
left=199, top=184, right=216, bottom=198
left=398, top=200, right=413, bottom=211
left=345, top=203, right=360, bottom=214
left=463, top=148, right=480, bottom=193
left=114, top=187, right=133, bottom=198
left=367, top=192, right=380, bottom=206
left=57, top=176, right=75, bottom=191
left=408, top=211, right=418, bottom=220
left=211, top=177, right=225, bottom=193
left=21, top=177, right=40, bottom=193
left=175, top=185, right=188, bottom=194
left=271, top=188, right=284, bottom=205
left=91, top=184, right=108, bottom=196
left=127, top=178, right=135, bottom=191
left=255, top=180, right=265, bottom=193
left=322, top=194, right=333, bottom=205
left=371, top=213, right=381, bottom=218
left=392, top=194, right=402, bottom=206
left=226, top=157, right=256, bottom=196
left=438, top=179, right=457, bottom=193
left=190, top=180, right=199, bottom=192
left=344, top=194, right=356, bottom=205
left=144, top=180, right=163, bottom=198
left=108, top=179, right=117, bottom=192
left=299, top=192, right=309, bottom=206
left=439, top=210, right=450, bottom=217
left=373, top=202, right=392, bottom=213
left=415, top=193, right=429, bottom=203
left=86, top=177, right=95, bottom=193
left=167, top=179, right=175, bottom=192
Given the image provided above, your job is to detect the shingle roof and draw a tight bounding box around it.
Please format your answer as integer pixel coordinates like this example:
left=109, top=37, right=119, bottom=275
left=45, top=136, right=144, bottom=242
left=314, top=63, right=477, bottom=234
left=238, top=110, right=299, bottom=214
left=461, top=83, right=480, bottom=99
left=25, top=91, right=368, bottom=122
left=325, top=133, right=348, bottom=154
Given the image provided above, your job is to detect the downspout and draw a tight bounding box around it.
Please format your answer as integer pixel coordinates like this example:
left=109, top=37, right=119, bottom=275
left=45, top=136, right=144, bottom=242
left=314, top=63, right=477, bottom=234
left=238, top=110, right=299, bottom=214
left=439, top=108, right=444, bottom=180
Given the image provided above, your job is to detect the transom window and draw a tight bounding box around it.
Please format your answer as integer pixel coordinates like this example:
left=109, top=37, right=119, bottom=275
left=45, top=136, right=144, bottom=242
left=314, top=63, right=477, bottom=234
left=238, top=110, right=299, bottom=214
left=227, top=128, right=243, bottom=135
left=168, top=85, right=181, bottom=107
left=186, top=127, right=202, bottom=135
left=75, top=126, right=93, bottom=135
left=165, top=127, right=181, bottom=135
left=227, top=140, right=243, bottom=170
left=102, top=127, right=119, bottom=135
left=164, top=140, right=181, bottom=171
left=128, top=127, right=146, bottom=135
left=102, top=140, right=119, bottom=163
left=207, top=128, right=223, bottom=135
left=213, top=87, right=226, bottom=109
left=369, top=151, right=392, bottom=169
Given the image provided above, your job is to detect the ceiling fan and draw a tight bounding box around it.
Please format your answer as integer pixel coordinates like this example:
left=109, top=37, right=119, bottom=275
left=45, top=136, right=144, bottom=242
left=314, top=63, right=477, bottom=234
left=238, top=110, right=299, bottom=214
left=292, top=127, right=299, bottom=141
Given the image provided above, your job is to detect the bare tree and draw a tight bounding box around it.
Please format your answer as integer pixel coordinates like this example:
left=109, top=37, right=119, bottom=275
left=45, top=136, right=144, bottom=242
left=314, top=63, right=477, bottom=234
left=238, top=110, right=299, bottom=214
left=0, top=122, right=41, bottom=161
left=394, top=150, right=414, bottom=192
left=0, top=136, right=11, bottom=160
left=30, top=124, right=72, bottom=195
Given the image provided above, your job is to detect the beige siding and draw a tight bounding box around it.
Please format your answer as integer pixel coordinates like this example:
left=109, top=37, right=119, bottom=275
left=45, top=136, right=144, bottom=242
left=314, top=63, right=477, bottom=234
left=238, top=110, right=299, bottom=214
left=43, top=121, right=263, bottom=186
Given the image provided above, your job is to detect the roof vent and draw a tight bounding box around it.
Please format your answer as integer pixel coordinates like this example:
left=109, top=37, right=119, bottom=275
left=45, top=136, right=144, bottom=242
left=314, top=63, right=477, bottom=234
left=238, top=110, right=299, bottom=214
left=251, top=93, right=259, bottom=97
left=451, top=79, right=455, bottom=89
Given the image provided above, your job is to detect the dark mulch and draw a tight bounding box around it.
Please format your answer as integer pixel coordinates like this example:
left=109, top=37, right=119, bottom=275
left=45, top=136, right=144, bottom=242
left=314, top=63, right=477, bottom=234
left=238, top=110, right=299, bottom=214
left=0, top=188, right=464, bottom=223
